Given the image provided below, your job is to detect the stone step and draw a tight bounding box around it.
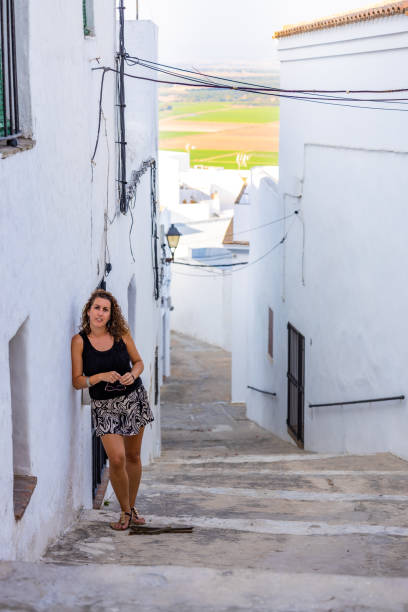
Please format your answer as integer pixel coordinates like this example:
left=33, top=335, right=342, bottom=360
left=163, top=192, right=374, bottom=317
left=43, top=511, right=408, bottom=580
left=138, top=483, right=408, bottom=527
left=2, top=562, right=408, bottom=611
left=155, top=452, right=408, bottom=470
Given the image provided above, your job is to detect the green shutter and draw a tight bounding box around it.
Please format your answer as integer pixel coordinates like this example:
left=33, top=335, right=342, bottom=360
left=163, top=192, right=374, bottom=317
left=0, top=43, right=5, bottom=137
left=83, top=0, right=90, bottom=36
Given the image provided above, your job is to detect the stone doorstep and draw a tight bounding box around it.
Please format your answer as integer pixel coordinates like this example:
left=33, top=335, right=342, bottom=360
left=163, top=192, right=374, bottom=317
left=93, top=465, right=110, bottom=510
left=13, top=475, right=37, bottom=521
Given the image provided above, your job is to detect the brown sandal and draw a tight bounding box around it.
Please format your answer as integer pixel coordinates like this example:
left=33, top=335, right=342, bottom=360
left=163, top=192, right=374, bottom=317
left=110, top=510, right=131, bottom=531
left=131, top=506, right=146, bottom=525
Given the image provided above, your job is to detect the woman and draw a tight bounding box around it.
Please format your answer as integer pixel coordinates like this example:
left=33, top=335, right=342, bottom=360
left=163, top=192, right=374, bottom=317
left=71, top=289, right=154, bottom=530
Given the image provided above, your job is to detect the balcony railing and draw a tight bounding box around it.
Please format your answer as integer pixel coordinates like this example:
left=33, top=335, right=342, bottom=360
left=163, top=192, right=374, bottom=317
left=0, top=0, right=20, bottom=143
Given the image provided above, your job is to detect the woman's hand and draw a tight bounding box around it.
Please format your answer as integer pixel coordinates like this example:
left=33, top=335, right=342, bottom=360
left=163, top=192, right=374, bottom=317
left=98, top=371, right=122, bottom=384
left=120, top=371, right=135, bottom=386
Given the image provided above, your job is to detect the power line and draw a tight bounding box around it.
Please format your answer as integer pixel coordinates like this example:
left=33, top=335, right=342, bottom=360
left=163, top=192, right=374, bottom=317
left=172, top=221, right=296, bottom=277
left=172, top=212, right=297, bottom=251
left=92, top=66, right=408, bottom=112
left=127, top=56, right=408, bottom=95
left=232, top=211, right=298, bottom=237
left=167, top=210, right=298, bottom=267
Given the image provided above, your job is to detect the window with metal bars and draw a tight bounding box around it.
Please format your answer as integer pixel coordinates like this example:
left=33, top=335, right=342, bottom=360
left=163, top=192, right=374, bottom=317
left=82, top=0, right=94, bottom=37
left=0, top=0, right=20, bottom=143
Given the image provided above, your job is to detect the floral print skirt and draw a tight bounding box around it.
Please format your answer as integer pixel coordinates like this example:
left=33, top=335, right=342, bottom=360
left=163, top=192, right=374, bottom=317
left=91, top=385, right=154, bottom=437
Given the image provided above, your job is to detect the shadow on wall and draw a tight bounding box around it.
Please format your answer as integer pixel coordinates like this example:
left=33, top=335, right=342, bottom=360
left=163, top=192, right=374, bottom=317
left=128, top=276, right=137, bottom=338
left=9, top=317, right=30, bottom=477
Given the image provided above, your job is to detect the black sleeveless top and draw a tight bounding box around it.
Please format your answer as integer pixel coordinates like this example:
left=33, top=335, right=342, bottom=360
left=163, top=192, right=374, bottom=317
left=80, top=331, right=142, bottom=400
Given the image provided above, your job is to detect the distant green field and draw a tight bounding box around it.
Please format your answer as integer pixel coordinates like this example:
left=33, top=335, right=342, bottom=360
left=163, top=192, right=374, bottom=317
left=159, top=130, right=201, bottom=140
left=160, top=102, right=279, bottom=123
left=159, top=148, right=278, bottom=169
left=183, top=107, right=279, bottom=123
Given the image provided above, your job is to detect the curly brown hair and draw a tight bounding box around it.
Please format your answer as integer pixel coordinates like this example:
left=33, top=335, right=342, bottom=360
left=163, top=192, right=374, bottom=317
left=80, top=289, right=129, bottom=341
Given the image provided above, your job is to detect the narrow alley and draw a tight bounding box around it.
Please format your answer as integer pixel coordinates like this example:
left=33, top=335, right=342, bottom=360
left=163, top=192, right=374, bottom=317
left=2, top=332, right=408, bottom=611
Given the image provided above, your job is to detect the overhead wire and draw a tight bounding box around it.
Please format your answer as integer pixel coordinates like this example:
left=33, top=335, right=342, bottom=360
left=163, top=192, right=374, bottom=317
left=232, top=211, right=298, bottom=237
left=125, top=56, right=408, bottom=94
left=90, top=55, right=406, bottom=288
left=172, top=218, right=297, bottom=277
left=90, top=63, right=408, bottom=174
left=168, top=211, right=298, bottom=267
left=123, top=57, right=408, bottom=109
left=92, top=66, right=408, bottom=112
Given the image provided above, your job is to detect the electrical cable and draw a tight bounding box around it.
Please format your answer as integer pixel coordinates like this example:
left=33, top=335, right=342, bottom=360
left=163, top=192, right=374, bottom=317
left=169, top=212, right=297, bottom=265
left=101, top=109, right=117, bottom=225
left=131, top=59, right=408, bottom=104
left=91, top=68, right=108, bottom=163
left=172, top=221, right=296, bottom=277
left=117, top=0, right=127, bottom=214
left=232, top=211, right=298, bottom=237
left=91, top=57, right=408, bottom=164
left=126, top=157, right=160, bottom=299
left=90, top=56, right=406, bottom=289
left=231, top=221, right=294, bottom=273
left=92, top=67, right=408, bottom=112
left=126, top=56, right=408, bottom=94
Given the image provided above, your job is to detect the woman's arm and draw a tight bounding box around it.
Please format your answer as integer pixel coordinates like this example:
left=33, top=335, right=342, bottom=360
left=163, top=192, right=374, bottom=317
left=71, top=334, right=121, bottom=389
left=121, top=333, right=144, bottom=385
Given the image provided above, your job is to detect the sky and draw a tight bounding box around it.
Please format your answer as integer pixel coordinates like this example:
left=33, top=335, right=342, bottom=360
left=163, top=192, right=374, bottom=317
left=125, top=0, right=379, bottom=66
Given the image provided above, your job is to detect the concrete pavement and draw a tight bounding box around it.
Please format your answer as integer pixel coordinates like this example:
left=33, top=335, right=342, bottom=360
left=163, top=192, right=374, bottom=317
left=1, top=331, right=408, bottom=611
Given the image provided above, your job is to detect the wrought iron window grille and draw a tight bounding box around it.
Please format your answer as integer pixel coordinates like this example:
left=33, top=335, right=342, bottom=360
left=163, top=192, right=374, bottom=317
left=0, top=0, right=20, bottom=144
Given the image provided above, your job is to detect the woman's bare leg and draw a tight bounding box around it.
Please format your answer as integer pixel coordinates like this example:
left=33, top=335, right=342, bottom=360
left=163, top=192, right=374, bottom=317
left=101, top=434, right=131, bottom=528
left=123, top=427, right=145, bottom=508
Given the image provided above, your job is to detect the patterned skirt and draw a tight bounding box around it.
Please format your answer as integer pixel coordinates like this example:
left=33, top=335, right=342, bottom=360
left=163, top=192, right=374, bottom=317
left=91, top=385, right=154, bottom=437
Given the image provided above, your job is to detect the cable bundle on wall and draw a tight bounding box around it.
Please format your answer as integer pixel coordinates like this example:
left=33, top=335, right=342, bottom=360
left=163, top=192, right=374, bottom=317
left=126, top=158, right=160, bottom=300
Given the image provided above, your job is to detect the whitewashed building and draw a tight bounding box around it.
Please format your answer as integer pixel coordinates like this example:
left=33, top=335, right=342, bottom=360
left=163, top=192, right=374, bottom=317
left=0, top=1, right=166, bottom=561
left=246, top=2, right=408, bottom=459
left=159, top=151, right=249, bottom=351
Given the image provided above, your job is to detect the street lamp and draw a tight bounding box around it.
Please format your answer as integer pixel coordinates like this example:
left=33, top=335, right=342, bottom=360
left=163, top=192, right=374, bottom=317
left=165, top=224, right=181, bottom=262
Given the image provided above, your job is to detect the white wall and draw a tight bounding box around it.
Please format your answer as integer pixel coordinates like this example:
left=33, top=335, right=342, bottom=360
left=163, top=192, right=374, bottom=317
left=159, top=150, right=190, bottom=173
left=158, top=152, right=181, bottom=211
left=171, top=268, right=232, bottom=351
left=245, top=170, right=287, bottom=432
left=0, top=6, right=160, bottom=561
left=180, top=168, right=249, bottom=210
left=247, top=15, right=408, bottom=458
left=233, top=202, right=251, bottom=243
left=231, top=262, right=249, bottom=403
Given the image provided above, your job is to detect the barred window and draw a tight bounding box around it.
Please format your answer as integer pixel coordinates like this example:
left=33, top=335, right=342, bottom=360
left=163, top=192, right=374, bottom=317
left=0, top=0, right=20, bottom=143
left=82, top=0, right=95, bottom=37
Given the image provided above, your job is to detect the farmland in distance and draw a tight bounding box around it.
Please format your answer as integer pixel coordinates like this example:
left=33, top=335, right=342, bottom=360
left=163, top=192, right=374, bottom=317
left=159, top=68, right=280, bottom=169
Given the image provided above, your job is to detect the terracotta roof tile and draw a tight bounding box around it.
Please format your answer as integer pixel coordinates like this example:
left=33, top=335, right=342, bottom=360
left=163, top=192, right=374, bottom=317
left=273, top=1, right=408, bottom=39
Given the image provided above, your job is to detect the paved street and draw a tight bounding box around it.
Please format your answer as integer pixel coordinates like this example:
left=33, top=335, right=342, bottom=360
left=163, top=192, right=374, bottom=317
left=2, top=331, right=408, bottom=611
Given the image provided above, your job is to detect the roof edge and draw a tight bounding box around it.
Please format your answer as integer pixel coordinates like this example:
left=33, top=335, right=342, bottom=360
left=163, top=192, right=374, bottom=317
left=273, top=1, right=408, bottom=39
